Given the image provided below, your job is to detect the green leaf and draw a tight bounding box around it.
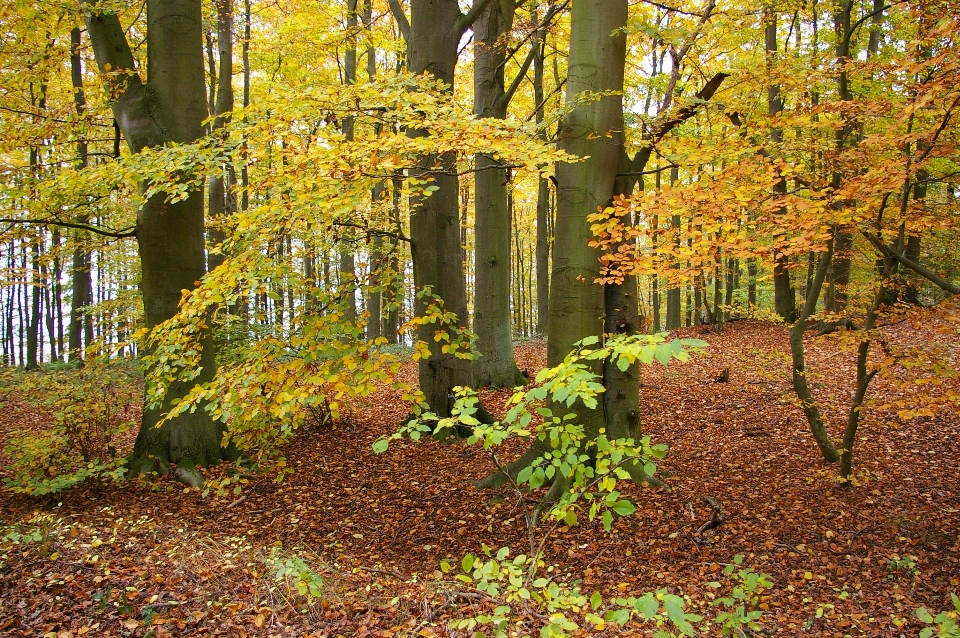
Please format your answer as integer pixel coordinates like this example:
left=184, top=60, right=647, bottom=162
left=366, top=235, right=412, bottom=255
left=636, top=592, right=659, bottom=619
left=371, top=439, right=389, bottom=454
left=655, top=344, right=672, bottom=365
left=605, top=608, right=630, bottom=625
left=611, top=500, right=636, bottom=516
left=663, top=594, right=686, bottom=622
left=602, top=510, right=613, bottom=531
left=590, top=591, right=602, bottom=610
left=462, top=554, right=475, bottom=573
left=916, top=608, right=934, bottom=623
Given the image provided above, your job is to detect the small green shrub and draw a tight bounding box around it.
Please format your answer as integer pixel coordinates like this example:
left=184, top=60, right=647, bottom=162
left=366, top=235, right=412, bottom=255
left=1, top=359, right=140, bottom=495
left=917, top=593, right=960, bottom=638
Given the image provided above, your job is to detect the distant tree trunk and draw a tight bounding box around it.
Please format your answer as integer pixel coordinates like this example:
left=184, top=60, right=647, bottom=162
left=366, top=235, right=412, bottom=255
left=825, top=1, right=855, bottom=315
left=238, top=0, right=251, bottom=216
left=26, top=238, right=42, bottom=370
left=207, top=0, right=236, bottom=274
left=86, top=0, right=234, bottom=484
left=724, top=256, right=735, bottom=320
left=665, top=166, right=682, bottom=329
left=651, top=211, right=661, bottom=332
left=472, top=0, right=525, bottom=387
left=534, top=7, right=550, bottom=335
left=766, top=6, right=797, bottom=323
left=381, top=177, right=403, bottom=343
left=339, top=0, right=359, bottom=328
left=26, top=76, right=47, bottom=370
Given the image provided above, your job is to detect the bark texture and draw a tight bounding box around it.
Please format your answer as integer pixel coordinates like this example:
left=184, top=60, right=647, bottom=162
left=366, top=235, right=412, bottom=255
left=397, top=0, right=488, bottom=415
left=86, top=0, right=232, bottom=481
left=472, top=0, right=526, bottom=388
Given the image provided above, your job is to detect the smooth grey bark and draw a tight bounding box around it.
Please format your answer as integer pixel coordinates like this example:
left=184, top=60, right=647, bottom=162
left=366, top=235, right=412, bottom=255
left=475, top=0, right=632, bottom=493
left=472, top=0, right=526, bottom=387
left=389, top=0, right=491, bottom=415
left=85, top=0, right=233, bottom=483
left=364, top=0, right=384, bottom=341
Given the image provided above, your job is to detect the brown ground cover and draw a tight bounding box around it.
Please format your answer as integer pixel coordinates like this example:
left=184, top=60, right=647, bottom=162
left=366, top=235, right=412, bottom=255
left=1, top=312, right=958, bottom=637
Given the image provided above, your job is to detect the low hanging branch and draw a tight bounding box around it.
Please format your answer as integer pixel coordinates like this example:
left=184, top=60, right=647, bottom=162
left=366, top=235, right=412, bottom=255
left=864, top=232, right=960, bottom=295
left=0, top=217, right=137, bottom=239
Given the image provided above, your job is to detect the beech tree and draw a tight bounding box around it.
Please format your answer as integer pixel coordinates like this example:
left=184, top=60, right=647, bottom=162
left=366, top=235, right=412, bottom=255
left=84, top=0, right=234, bottom=484
left=477, top=0, right=725, bottom=490
left=388, top=0, right=494, bottom=415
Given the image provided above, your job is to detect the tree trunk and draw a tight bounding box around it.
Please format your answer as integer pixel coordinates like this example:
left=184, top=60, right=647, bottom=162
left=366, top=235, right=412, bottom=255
left=26, top=238, right=42, bottom=370
left=766, top=7, right=797, bottom=323
left=395, top=0, right=485, bottom=415
left=86, top=0, right=233, bottom=483
left=338, top=0, right=359, bottom=328
left=788, top=241, right=840, bottom=463
left=534, top=8, right=550, bottom=335
left=206, top=0, right=236, bottom=274
left=665, top=167, right=681, bottom=329
left=472, top=0, right=525, bottom=387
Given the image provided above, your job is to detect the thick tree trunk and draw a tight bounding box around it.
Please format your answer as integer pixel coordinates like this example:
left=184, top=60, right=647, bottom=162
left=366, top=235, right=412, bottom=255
left=548, top=0, right=628, bottom=426
left=472, top=0, right=525, bottom=387
left=398, top=0, right=485, bottom=415
left=86, top=0, right=233, bottom=483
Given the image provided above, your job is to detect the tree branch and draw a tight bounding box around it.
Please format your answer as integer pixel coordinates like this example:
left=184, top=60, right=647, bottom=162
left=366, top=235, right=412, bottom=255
left=624, top=72, right=729, bottom=175
left=498, top=41, right=539, bottom=112
left=386, top=0, right=410, bottom=41
left=456, top=0, right=495, bottom=36
left=0, top=217, right=137, bottom=239
left=864, top=232, right=960, bottom=295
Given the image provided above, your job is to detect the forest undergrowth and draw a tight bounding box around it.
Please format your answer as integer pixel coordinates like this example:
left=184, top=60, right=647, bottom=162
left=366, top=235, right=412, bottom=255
left=1, top=315, right=958, bottom=637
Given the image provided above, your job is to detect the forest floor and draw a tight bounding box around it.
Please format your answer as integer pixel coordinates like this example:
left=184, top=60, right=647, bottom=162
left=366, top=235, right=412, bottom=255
left=1, top=308, right=959, bottom=637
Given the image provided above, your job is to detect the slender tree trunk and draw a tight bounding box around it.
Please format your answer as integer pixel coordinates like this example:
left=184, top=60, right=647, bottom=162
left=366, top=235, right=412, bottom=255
left=534, top=7, right=550, bottom=335
left=666, top=166, right=682, bottom=329
left=651, top=212, right=661, bottom=332
left=26, top=238, right=42, bottom=370
left=766, top=7, right=797, bottom=322
left=207, top=0, right=236, bottom=274
left=365, top=0, right=384, bottom=340
left=339, top=0, right=359, bottom=328
left=788, top=241, right=840, bottom=463
left=472, top=0, right=525, bottom=387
